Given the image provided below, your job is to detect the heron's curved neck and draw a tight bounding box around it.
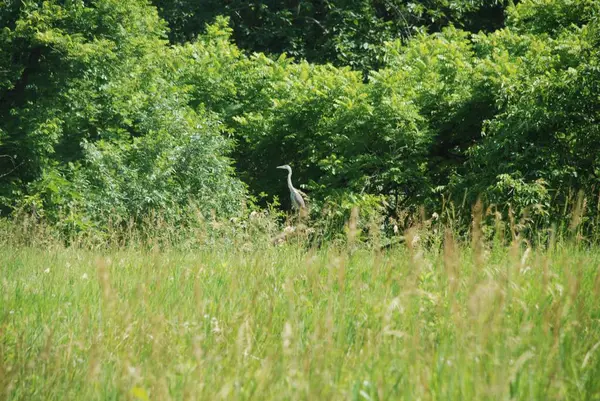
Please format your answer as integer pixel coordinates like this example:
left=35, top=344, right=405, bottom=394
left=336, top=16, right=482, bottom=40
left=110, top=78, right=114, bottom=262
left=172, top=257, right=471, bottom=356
left=287, top=169, right=294, bottom=190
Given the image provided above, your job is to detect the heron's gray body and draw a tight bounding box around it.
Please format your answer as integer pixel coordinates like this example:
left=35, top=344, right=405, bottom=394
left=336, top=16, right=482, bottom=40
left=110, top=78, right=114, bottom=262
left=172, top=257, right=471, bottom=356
left=277, top=165, right=306, bottom=210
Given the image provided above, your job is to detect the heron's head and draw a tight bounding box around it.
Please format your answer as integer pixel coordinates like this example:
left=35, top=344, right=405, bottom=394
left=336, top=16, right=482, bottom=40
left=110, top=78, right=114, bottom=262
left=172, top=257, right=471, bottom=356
left=277, top=164, right=292, bottom=172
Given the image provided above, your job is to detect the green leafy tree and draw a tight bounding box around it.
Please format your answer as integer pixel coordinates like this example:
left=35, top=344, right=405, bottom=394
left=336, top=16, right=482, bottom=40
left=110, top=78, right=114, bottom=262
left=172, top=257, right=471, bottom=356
left=451, top=0, right=600, bottom=221
left=152, top=0, right=507, bottom=72
left=0, top=1, right=245, bottom=232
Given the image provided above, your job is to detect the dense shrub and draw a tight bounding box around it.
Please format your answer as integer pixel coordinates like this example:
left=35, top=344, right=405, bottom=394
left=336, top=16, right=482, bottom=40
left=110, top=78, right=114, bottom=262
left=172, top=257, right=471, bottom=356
left=456, top=1, right=600, bottom=223
left=0, top=1, right=245, bottom=234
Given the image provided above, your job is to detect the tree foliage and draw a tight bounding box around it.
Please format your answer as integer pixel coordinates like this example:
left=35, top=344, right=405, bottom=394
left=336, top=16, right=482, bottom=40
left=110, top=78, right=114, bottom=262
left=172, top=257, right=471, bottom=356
left=460, top=0, right=600, bottom=221
left=0, top=1, right=245, bottom=233
left=1, top=0, right=599, bottom=238
left=152, top=0, right=507, bottom=71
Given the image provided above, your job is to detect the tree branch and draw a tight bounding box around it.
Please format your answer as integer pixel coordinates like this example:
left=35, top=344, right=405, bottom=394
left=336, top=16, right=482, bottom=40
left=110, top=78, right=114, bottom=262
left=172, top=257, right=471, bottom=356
left=0, top=155, right=24, bottom=179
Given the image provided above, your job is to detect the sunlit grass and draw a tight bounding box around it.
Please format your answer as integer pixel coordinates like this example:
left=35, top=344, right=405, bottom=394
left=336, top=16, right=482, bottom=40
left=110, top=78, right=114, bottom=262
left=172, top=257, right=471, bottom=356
left=1, top=237, right=600, bottom=400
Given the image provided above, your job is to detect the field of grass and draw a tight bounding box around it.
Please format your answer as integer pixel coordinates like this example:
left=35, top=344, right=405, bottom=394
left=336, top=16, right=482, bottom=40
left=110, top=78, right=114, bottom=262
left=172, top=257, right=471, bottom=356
left=2, top=235, right=600, bottom=400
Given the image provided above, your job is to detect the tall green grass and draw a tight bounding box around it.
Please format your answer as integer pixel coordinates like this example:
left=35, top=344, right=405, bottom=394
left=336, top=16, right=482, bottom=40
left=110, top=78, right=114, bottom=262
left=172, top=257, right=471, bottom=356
left=2, top=226, right=600, bottom=400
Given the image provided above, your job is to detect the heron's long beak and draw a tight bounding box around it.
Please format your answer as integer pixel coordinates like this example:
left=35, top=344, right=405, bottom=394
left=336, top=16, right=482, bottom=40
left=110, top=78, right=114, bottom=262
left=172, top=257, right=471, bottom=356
left=276, top=165, right=286, bottom=169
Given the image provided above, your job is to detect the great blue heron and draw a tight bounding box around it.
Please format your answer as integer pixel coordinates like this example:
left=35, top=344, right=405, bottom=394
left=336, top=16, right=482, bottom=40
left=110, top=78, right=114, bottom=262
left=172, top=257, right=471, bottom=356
left=277, top=164, right=306, bottom=211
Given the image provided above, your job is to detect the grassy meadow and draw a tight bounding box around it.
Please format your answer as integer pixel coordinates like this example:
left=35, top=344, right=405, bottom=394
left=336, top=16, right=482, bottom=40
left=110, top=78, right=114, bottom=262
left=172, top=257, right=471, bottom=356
left=2, top=228, right=600, bottom=401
